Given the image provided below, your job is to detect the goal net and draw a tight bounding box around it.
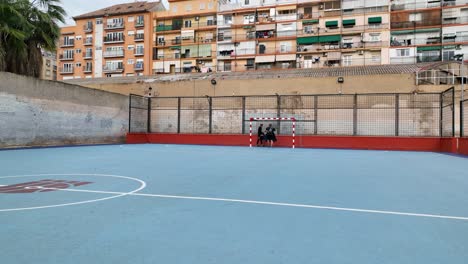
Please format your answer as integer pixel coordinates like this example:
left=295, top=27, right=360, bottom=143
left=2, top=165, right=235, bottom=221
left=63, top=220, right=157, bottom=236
left=249, top=117, right=296, bottom=148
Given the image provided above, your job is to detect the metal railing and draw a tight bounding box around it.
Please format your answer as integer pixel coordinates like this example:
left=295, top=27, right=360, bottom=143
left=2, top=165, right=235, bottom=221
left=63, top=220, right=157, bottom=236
left=462, top=99, right=468, bottom=137
left=129, top=89, right=455, bottom=137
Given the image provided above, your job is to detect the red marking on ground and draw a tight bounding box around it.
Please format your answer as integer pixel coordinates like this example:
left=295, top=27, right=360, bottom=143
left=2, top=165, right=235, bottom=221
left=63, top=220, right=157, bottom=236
left=0, top=179, right=93, bottom=194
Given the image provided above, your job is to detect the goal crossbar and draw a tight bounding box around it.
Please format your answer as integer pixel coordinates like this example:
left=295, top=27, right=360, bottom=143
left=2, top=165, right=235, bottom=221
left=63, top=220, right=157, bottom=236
left=249, top=117, right=296, bottom=148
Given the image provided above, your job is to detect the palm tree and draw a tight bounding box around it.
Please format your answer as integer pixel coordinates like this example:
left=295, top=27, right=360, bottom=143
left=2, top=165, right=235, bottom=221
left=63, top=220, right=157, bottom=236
left=0, top=0, right=66, bottom=77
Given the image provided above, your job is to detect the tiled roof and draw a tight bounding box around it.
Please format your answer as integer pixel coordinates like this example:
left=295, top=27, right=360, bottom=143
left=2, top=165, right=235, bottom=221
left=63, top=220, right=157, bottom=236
left=64, top=63, right=445, bottom=85
left=73, top=1, right=159, bottom=20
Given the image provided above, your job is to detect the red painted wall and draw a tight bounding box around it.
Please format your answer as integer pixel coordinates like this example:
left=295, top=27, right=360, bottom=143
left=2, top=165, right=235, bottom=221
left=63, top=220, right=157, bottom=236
left=127, top=133, right=459, bottom=153
left=458, top=138, right=468, bottom=156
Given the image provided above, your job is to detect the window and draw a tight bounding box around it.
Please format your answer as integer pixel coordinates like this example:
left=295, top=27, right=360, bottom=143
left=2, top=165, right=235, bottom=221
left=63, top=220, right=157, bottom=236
left=280, top=42, right=292, bottom=53
left=172, top=5, right=177, bottom=13
left=96, top=18, right=102, bottom=24
left=85, top=35, right=93, bottom=45
left=84, top=62, right=92, bottom=72
left=75, top=36, right=82, bottom=40
left=128, top=31, right=135, bottom=36
left=200, top=3, right=205, bottom=10
left=224, top=61, right=232, bottom=71
left=46, top=60, right=51, bottom=67
left=76, top=62, right=81, bottom=67
left=208, top=1, right=213, bottom=9
left=135, top=45, right=144, bottom=55
left=136, top=15, right=144, bottom=26
left=443, top=50, right=455, bottom=61
left=85, top=48, right=92, bottom=57
left=370, top=33, right=380, bottom=42
left=63, top=50, right=74, bottom=59
left=396, top=49, right=410, bottom=57
left=224, top=15, right=233, bottom=25
left=244, top=14, right=255, bottom=24
left=128, top=16, right=134, bottom=22
left=62, top=63, right=73, bottom=72
left=185, top=4, right=192, bottom=11
left=76, top=49, right=81, bottom=54
left=207, top=16, right=214, bottom=26
left=157, top=36, right=165, bottom=44
left=105, top=32, right=124, bottom=42
left=343, top=55, right=352, bottom=66
left=245, top=0, right=250, bottom=5
left=185, top=20, right=192, bottom=28
left=409, top=13, right=422, bottom=22
left=128, top=59, right=135, bottom=65
left=324, top=1, right=341, bottom=10
left=128, top=45, right=135, bottom=50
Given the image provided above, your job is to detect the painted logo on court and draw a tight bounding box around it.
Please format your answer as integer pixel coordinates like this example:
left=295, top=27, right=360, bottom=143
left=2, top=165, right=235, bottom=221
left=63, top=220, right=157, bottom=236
left=0, top=179, right=92, bottom=194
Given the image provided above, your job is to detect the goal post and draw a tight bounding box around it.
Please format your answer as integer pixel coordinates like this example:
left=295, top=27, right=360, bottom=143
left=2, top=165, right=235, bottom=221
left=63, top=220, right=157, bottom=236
left=249, top=117, right=296, bottom=148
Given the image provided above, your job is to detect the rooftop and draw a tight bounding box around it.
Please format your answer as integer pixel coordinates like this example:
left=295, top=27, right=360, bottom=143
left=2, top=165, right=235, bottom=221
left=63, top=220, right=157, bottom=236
left=64, top=63, right=455, bottom=85
left=73, top=1, right=160, bottom=20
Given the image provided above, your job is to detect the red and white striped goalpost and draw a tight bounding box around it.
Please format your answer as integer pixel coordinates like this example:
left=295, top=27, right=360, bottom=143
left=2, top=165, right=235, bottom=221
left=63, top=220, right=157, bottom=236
left=249, top=117, right=296, bottom=148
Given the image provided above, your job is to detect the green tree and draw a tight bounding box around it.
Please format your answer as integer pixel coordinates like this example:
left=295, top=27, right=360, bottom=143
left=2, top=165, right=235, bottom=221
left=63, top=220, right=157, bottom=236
left=0, top=0, right=66, bottom=77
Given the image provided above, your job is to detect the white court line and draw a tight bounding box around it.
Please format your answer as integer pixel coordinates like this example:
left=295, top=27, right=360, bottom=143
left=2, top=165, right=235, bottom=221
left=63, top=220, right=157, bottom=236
left=5, top=185, right=468, bottom=221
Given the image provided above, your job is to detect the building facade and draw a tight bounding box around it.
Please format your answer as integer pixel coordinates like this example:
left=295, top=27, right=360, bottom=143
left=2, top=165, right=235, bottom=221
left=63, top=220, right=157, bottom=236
left=57, top=2, right=161, bottom=80
left=41, top=50, right=57, bottom=81
left=153, top=0, right=218, bottom=73
left=389, top=0, right=468, bottom=64
left=58, top=0, right=467, bottom=78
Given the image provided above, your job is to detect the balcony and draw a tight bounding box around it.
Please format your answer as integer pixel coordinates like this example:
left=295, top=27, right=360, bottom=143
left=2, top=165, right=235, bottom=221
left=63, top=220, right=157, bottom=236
left=156, top=24, right=182, bottom=32
left=391, top=36, right=441, bottom=47
left=134, top=33, right=144, bottom=42
left=105, top=22, right=125, bottom=30
left=84, top=39, right=93, bottom=46
left=83, top=52, right=93, bottom=59
left=60, top=40, right=74, bottom=47
left=135, top=21, right=144, bottom=28
left=59, top=54, right=74, bottom=61
left=83, top=66, right=92, bottom=73
left=59, top=66, right=74, bottom=74
left=134, top=63, right=144, bottom=71
left=83, top=25, right=93, bottom=33
left=103, top=50, right=124, bottom=58
left=103, top=36, right=125, bottom=44
left=135, top=49, right=144, bottom=56
left=442, top=35, right=468, bottom=43
left=391, top=20, right=441, bottom=29
left=442, top=16, right=468, bottom=25
left=417, top=54, right=442, bottom=62
left=103, top=66, right=124, bottom=73
left=391, top=1, right=441, bottom=11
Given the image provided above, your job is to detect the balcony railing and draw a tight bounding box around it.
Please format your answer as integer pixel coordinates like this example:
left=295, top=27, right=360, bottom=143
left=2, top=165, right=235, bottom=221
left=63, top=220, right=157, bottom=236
left=156, top=24, right=182, bottom=32
left=442, top=35, right=468, bottom=43
left=134, top=63, right=144, bottom=71
left=391, top=1, right=442, bottom=11
left=442, top=16, right=468, bottom=25
left=60, top=40, right=74, bottom=47
left=135, top=49, right=145, bottom=56
left=135, top=33, right=145, bottom=41
left=182, top=21, right=217, bottom=29
left=135, top=21, right=144, bottom=27
left=103, top=66, right=124, bottom=73
left=83, top=52, right=93, bottom=59
left=59, top=66, right=74, bottom=74
left=391, top=20, right=441, bottom=29
left=59, top=54, right=74, bottom=61
left=83, top=66, right=92, bottom=73
left=103, top=50, right=124, bottom=58
left=391, top=37, right=441, bottom=46
left=105, top=22, right=125, bottom=30
left=84, top=39, right=93, bottom=46
left=417, top=54, right=442, bottom=62
left=83, top=25, right=93, bottom=33
left=103, top=36, right=125, bottom=43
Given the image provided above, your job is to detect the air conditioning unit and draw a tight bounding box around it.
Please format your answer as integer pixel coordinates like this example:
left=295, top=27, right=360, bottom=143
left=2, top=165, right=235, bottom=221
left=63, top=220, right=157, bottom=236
left=323, top=52, right=328, bottom=57
left=358, top=50, right=364, bottom=55
left=319, top=4, right=324, bottom=10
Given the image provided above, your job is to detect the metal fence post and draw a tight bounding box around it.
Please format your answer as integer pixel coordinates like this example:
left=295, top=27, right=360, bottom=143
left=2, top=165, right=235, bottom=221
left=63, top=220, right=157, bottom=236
left=314, top=95, right=318, bottom=135
left=353, top=94, right=358, bottom=136
left=241, top=96, right=246, bottom=134
left=452, top=87, right=455, bottom=137
left=277, top=94, right=281, bottom=135
left=395, top=94, right=400, bottom=136
left=128, top=95, right=132, bottom=132
left=439, top=92, right=443, bottom=137
left=461, top=100, right=464, bottom=137
left=208, top=96, right=212, bottom=134
left=147, top=97, right=151, bottom=133
left=177, top=97, right=181, bottom=134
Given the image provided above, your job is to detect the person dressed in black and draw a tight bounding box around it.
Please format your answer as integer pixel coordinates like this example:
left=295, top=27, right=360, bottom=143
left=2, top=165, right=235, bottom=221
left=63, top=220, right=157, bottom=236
left=256, top=124, right=264, bottom=146
left=269, top=127, right=277, bottom=147
left=265, top=124, right=273, bottom=146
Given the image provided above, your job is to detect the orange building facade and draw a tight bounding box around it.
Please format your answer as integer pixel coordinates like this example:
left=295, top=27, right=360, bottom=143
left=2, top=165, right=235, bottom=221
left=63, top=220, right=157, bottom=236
left=57, top=2, right=161, bottom=80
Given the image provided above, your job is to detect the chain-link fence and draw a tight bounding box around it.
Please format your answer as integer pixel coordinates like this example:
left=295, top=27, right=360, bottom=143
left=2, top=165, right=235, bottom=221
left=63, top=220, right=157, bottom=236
left=130, top=89, right=455, bottom=137
left=462, top=99, right=468, bottom=137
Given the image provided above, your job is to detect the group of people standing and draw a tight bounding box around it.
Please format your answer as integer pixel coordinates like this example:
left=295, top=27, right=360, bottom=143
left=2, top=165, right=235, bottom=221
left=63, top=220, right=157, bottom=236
left=256, top=124, right=277, bottom=147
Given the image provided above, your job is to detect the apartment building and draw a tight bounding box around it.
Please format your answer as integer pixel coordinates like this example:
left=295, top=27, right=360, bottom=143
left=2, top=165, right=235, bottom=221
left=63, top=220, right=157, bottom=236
left=153, top=0, right=218, bottom=73
left=216, top=0, right=390, bottom=71
left=389, top=0, right=468, bottom=64
left=57, top=2, right=161, bottom=80
left=41, top=50, right=57, bottom=81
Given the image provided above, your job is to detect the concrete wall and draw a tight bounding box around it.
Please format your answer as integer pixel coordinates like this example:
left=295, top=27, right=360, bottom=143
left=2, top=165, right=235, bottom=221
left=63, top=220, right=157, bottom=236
left=0, top=72, right=128, bottom=148
left=69, top=73, right=458, bottom=97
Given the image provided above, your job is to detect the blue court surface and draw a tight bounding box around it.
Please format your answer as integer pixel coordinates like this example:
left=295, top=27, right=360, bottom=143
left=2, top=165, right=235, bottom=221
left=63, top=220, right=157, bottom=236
left=1, top=144, right=468, bottom=264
